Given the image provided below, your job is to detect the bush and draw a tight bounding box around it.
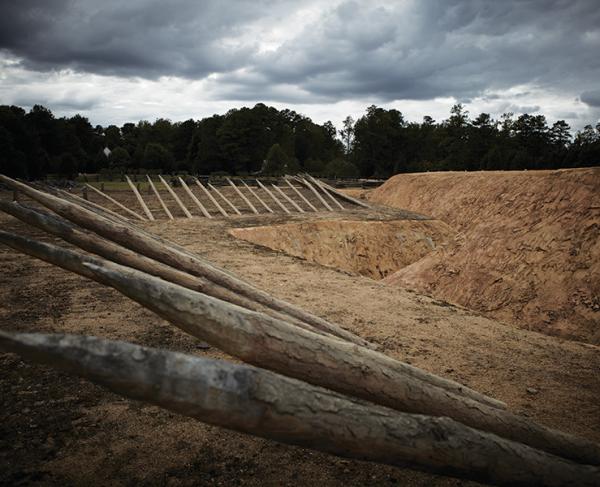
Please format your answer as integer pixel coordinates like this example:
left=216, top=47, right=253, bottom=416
left=323, top=158, right=360, bottom=178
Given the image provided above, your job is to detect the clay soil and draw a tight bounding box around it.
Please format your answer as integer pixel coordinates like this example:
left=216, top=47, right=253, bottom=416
left=1, top=186, right=599, bottom=486
left=370, top=168, right=600, bottom=344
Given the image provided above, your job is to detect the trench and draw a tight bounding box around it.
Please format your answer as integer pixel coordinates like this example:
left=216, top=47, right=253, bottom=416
left=229, top=219, right=455, bottom=280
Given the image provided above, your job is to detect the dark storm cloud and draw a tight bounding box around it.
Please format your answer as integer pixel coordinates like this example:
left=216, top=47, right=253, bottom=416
left=0, top=0, right=277, bottom=78
left=1, top=0, right=599, bottom=104
left=581, top=90, right=600, bottom=107
left=248, top=0, right=600, bottom=102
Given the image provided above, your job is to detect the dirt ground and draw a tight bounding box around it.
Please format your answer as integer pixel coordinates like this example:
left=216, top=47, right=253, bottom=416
left=1, top=187, right=599, bottom=486
left=369, top=168, right=600, bottom=344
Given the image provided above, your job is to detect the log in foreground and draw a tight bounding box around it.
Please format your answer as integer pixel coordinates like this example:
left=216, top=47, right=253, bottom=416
left=0, top=202, right=333, bottom=339
left=0, top=195, right=508, bottom=411
left=0, top=224, right=505, bottom=414
left=0, top=331, right=598, bottom=487
left=1, top=232, right=598, bottom=466
left=0, top=175, right=371, bottom=349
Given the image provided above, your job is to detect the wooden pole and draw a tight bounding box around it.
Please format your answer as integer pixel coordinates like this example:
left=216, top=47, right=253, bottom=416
left=158, top=175, right=192, bottom=218
left=240, top=180, right=273, bottom=213
left=307, top=175, right=345, bottom=210
left=298, top=176, right=334, bottom=211
left=54, top=187, right=132, bottom=224
left=1, top=233, right=598, bottom=467
left=0, top=178, right=515, bottom=409
left=178, top=177, right=212, bottom=219
left=193, top=179, right=228, bottom=217
left=208, top=183, right=241, bottom=216
left=316, top=179, right=371, bottom=209
left=125, top=175, right=155, bottom=221
left=227, top=178, right=259, bottom=214
left=146, top=176, right=173, bottom=220
left=0, top=176, right=383, bottom=351
left=85, top=183, right=147, bottom=221
left=256, top=179, right=290, bottom=214
left=0, top=201, right=329, bottom=339
left=3, top=332, right=599, bottom=487
left=284, top=179, right=318, bottom=212
left=272, top=184, right=304, bottom=213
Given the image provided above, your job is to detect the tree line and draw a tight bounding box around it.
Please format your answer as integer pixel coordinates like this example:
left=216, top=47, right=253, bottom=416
left=0, top=102, right=598, bottom=180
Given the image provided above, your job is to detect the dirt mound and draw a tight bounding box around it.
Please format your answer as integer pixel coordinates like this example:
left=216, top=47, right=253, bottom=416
left=229, top=219, right=455, bottom=280
left=370, top=168, right=600, bottom=344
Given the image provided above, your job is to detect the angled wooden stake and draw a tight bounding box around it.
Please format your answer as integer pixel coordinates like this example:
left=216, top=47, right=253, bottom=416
left=241, top=180, right=273, bottom=213
left=227, top=178, right=259, bottom=214
left=125, top=175, right=155, bottom=220
left=317, top=179, right=371, bottom=209
left=256, top=179, right=289, bottom=214
left=208, top=183, right=241, bottom=216
left=285, top=178, right=318, bottom=212
left=194, top=179, right=228, bottom=217
left=85, top=183, right=147, bottom=221
left=158, top=175, right=192, bottom=218
left=178, top=177, right=212, bottom=219
left=299, top=177, right=334, bottom=211
left=146, top=176, right=173, bottom=220
left=307, top=175, right=345, bottom=210
left=56, top=188, right=131, bottom=223
left=272, top=184, right=304, bottom=213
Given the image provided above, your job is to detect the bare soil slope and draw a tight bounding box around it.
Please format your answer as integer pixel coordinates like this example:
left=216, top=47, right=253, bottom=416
left=1, top=190, right=599, bottom=486
left=230, top=219, right=455, bottom=279
left=370, top=168, right=600, bottom=343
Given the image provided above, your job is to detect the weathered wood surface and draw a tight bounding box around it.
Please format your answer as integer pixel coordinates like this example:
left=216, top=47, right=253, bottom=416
left=227, top=178, right=259, bottom=214
left=307, top=174, right=345, bottom=210
left=314, top=177, right=371, bottom=209
left=146, top=175, right=174, bottom=220
left=85, top=183, right=147, bottom=221
left=178, top=177, right=212, bottom=218
left=1, top=332, right=598, bottom=487
left=158, top=175, right=192, bottom=218
left=272, top=184, right=304, bottom=213
left=297, top=176, right=334, bottom=211
left=125, top=175, right=155, bottom=220
left=0, top=175, right=369, bottom=349
left=3, top=231, right=596, bottom=468
left=194, top=179, right=228, bottom=217
left=285, top=179, right=318, bottom=211
left=241, top=180, right=273, bottom=213
left=54, top=187, right=132, bottom=223
left=0, top=201, right=333, bottom=340
left=256, top=179, right=290, bottom=214
left=208, top=183, right=242, bottom=215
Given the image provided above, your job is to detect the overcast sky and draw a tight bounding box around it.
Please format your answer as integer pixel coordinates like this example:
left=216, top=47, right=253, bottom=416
left=1, top=0, right=599, bottom=131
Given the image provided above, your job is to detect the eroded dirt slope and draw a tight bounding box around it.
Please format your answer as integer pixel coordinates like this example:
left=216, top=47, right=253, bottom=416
left=370, top=168, right=600, bottom=343
left=230, top=219, right=455, bottom=279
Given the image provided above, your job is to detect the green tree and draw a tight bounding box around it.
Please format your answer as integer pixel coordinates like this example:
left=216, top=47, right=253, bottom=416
left=142, top=142, right=174, bottom=171
left=323, top=158, right=359, bottom=178
left=263, top=143, right=299, bottom=175
left=108, top=146, right=132, bottom=171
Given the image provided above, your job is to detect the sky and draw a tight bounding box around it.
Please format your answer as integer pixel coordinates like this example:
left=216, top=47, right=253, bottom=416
left=1, top=0, right=599, bottom=132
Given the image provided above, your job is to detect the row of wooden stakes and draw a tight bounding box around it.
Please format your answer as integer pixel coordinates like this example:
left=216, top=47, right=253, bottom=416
left=81, top=174, right=368, bottom=222
left=0, top=174, right=598, bottom=486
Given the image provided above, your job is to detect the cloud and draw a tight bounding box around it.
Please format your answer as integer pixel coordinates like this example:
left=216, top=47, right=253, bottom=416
left=581, top=90, right=600, bottom=107
left=0, top=0, right=599, bottom=130
left=0, top=0, right=280, bottom=78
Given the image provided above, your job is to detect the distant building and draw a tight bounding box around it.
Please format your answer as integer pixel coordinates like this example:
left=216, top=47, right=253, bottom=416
left=103, top=147, right=111, bottom=158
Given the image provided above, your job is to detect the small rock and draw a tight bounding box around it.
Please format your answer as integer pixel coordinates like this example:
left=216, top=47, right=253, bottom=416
left=526, top=387, right=538, bottom=395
